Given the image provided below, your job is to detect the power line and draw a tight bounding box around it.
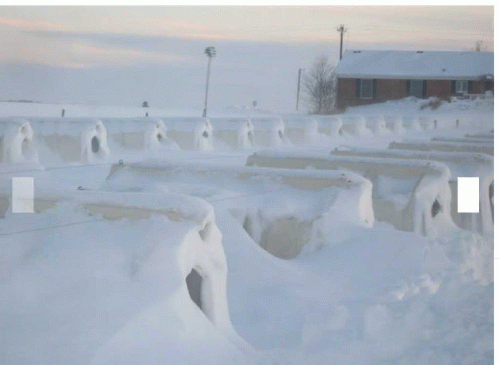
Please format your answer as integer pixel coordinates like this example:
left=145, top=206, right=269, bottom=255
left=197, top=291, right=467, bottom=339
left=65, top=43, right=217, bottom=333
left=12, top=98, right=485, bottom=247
left=0, top=217, right=102, bottom=237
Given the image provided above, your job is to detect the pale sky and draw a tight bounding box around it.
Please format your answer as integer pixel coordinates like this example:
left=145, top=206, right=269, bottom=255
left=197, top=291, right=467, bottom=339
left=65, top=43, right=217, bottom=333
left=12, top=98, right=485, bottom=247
left=0, top=6, right=494, bottom=112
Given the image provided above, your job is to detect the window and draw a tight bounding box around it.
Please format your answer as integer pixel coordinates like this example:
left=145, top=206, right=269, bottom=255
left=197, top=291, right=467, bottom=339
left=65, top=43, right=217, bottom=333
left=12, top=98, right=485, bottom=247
left=359, top=79, right=373, bottom=99
left=455, top=80, right=468, bottom=94
left=409, top=80, right=424, bottom=98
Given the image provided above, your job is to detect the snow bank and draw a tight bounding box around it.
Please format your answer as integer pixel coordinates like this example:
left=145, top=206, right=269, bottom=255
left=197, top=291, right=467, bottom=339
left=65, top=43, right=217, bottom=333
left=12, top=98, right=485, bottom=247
left=247, top=150, right=453, bottom=235
left=0, top=118, right=38, bottom=164
left=0, top=189, right=251, bottom=364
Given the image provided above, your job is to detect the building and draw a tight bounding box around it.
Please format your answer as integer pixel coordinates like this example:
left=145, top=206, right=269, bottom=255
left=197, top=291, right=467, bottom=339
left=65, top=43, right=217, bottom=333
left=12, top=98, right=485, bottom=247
left=334, top=50, right=494, bottom=111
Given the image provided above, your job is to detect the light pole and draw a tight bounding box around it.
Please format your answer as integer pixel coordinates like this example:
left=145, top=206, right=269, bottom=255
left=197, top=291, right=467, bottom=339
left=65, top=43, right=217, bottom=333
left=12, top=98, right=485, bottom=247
left=203, top=46, right=216, bottom=117
left=296, top=68, right=305, bottom=111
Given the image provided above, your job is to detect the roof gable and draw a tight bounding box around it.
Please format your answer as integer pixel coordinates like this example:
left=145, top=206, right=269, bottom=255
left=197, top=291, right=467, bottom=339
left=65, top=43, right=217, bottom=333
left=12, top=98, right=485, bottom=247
left=334, top=50, right=494, bottom=80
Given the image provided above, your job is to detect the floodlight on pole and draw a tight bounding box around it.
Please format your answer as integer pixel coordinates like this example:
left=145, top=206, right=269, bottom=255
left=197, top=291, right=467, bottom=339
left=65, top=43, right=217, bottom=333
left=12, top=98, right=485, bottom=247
left=203, top=46, right=216, bottom=117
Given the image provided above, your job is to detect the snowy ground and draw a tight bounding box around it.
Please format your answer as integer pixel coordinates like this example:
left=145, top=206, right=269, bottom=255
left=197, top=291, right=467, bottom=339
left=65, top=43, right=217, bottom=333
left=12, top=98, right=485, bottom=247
left=0, top=97, right=494, bottom=364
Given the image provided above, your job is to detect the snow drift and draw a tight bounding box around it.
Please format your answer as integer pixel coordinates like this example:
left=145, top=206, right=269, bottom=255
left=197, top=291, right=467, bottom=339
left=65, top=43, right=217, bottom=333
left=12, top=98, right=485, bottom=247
left=104, top=160, right=373, bottom=258
left=0, top=187, right=251, bottom=364
left=331, top=147, right=494, bottom=235
left=247, top=150, right=454, bottom=236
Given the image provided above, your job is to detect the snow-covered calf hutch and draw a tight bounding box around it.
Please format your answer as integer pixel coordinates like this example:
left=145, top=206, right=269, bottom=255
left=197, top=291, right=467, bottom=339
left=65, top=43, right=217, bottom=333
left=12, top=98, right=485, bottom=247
left=334, top=50, right=494, bottom=111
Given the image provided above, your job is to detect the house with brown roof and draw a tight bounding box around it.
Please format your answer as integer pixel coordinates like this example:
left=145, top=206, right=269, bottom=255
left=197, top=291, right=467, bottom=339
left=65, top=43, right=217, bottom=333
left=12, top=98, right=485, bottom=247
left=334, top=50, right=494, bottom=111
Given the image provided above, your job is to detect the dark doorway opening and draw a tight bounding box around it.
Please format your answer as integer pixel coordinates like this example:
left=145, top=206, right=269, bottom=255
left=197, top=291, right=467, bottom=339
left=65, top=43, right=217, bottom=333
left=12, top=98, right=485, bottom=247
left=431, top=199, right=441, bottom=218
left=186, top=268, right=203, bottom=312
left=91, top=136, right=100, bottom=153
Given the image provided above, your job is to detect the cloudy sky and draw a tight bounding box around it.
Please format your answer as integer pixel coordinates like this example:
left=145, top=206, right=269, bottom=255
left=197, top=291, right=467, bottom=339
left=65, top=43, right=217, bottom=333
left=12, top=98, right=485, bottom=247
left=0, top=6, right=494, bottom=113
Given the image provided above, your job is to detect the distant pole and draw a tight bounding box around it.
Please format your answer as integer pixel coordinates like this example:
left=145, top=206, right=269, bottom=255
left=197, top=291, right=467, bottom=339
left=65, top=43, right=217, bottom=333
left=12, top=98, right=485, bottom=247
left=337, top=24, right=347, bottom=61
left=203, top=46, right=216, bottom=117
left=296, top=68, right=304, bottom=111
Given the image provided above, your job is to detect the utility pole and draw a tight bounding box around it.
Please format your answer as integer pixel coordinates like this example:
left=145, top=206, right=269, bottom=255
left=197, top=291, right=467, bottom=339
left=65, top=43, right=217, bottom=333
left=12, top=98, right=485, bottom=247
left=337, top=24, right=347, bottom=61
left=203, top=46, right=216, bottom=118
left=296, top=68, right=304, bottom=111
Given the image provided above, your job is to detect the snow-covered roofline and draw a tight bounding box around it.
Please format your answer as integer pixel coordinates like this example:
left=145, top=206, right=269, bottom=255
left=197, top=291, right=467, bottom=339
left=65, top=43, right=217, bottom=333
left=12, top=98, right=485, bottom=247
left=334, top=50, right=494, bottom=80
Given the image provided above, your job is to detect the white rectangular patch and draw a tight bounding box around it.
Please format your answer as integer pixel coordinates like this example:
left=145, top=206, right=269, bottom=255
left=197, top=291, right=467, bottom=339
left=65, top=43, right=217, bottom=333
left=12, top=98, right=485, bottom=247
left=457, top=177, right=479, bottom=213
left=12, top=177, right=34, bottom=213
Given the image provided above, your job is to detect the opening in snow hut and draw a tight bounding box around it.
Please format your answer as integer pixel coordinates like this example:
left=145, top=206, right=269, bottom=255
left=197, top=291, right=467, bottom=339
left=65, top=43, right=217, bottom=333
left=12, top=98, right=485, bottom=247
left=186, top=268, right=205, bottom=314
left=91, top=136, right=100, bottom=153
left=431, top=199, right=441, bottom=218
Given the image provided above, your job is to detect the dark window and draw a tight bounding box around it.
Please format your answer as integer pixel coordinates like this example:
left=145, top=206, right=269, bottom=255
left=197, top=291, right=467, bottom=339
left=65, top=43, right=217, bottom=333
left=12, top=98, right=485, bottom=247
left=359, top=79, right=374, bottom=99
left=408, top=80, right=424, bottom=98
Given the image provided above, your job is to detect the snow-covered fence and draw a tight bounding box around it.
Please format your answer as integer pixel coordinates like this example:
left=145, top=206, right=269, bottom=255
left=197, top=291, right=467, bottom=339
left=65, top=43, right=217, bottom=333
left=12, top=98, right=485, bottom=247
left=246, top=150, right=453, bottom=236
left=104, top=160, right=373, bottom=259
left=26, top=118, right=111, bottom=163
left=283, top=116, right=331, bottom=145
left=0, top=118, right=38, bottom=164
left=103, top=117, right=178, bottom=151
left=0, top=186, right=249, bottom=361
left=330, top=147, right=494, bottom=235
left=390, top=140, right=493, bottom=156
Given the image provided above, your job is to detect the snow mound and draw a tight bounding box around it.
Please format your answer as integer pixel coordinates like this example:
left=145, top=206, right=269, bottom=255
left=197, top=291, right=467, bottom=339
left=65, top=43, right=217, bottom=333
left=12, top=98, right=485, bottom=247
left=0, top=191, right=253, bottom=364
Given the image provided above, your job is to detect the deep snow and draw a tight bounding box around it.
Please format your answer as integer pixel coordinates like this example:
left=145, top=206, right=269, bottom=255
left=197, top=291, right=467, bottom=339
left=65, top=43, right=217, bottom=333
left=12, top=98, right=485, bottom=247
left=0, top=97, right=494, bottom=364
